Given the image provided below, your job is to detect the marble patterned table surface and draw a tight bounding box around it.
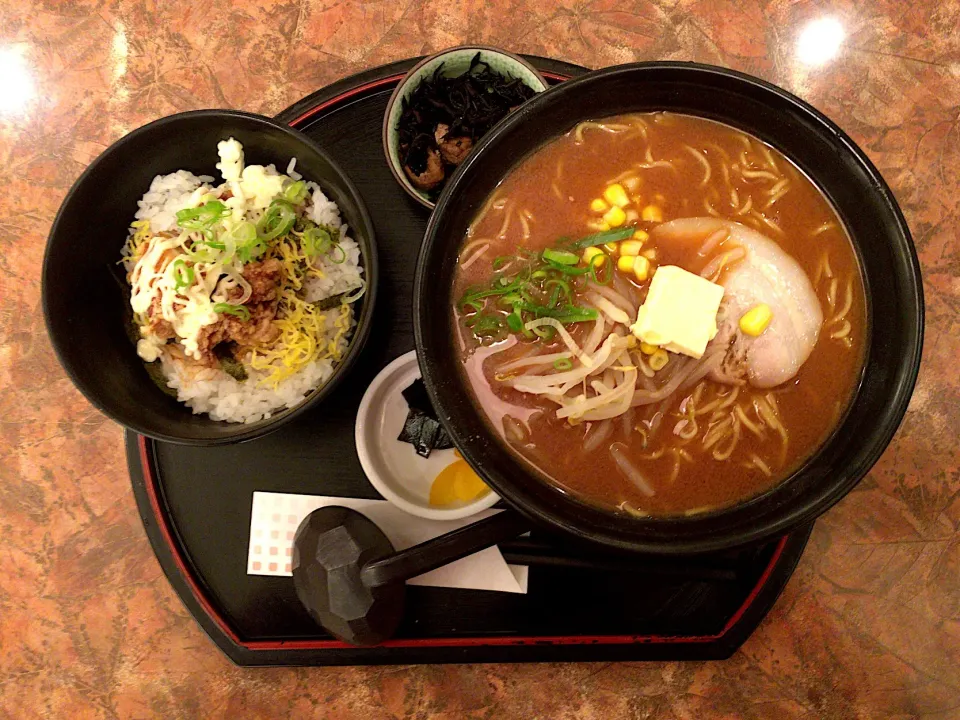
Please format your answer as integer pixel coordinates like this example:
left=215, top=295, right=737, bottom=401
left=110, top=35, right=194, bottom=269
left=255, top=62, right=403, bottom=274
left=0, top=1, right=957, bottom=717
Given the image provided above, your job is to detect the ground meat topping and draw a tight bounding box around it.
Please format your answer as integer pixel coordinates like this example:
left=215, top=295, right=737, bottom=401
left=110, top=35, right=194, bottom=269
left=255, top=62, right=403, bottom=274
left=240, top=258, right=283, bottom=303
left=195, top=299, right=280, bottom=366
left=145, top=295, right=176, bottom=340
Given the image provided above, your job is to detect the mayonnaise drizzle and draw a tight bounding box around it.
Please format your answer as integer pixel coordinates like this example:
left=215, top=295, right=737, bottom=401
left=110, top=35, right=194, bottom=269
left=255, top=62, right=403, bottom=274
left=129, top=137, right=296, bottom=362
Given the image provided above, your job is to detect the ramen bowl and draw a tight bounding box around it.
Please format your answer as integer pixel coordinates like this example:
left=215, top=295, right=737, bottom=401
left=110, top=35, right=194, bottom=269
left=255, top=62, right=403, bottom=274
left=414, top=62, right=923, bottom=554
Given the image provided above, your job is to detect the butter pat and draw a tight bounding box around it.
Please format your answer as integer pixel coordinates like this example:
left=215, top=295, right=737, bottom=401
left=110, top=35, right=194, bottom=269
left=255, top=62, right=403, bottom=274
left=630, top=265, right=724, bottom=359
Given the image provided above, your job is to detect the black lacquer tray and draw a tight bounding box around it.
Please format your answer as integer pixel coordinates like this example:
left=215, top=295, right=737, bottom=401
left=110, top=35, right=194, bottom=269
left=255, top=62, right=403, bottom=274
left=126, top=56, right=813, bottom=666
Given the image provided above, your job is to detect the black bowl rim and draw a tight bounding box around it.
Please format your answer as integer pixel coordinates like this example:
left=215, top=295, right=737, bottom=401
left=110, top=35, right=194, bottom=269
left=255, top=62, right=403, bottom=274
left=42, top=108, right=379, bottom=446
left=414, top=61, right=924, bottom=553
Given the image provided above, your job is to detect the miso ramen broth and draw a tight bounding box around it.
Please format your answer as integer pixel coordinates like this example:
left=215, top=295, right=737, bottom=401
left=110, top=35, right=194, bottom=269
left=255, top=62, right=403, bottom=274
left=451, top=113, right=866, bottom=517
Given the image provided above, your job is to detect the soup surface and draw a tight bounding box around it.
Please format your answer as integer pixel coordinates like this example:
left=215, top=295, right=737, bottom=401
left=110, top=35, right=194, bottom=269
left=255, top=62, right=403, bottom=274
left=451, top=113, right=866, bottom=516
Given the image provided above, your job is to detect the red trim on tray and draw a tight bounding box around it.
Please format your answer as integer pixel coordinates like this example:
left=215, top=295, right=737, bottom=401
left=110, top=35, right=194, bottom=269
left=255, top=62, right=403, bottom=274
left=139, top=437, right=246, bottom=645
left=140, top=434, right=787, bottom=651
left=289, top=75, right=405, bottom=127
left=139, top=69, right=789, bottom=653
left=287, top=70, right=572, bottom=128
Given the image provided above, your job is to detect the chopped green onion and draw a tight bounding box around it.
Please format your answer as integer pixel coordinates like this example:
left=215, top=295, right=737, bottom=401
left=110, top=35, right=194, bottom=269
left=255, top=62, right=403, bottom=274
left=550, top=311, right=599, bottom=324
left=517, top=302, right=598, bottom=323
left=506, top=312, right=524, bottom=333
left=570, top=226, right=635, bottom=249
left=590, top=261, right=613, bottom=286
left=181, top=242, right=217, bottom=263
left=541, top=248, right=579, bottom=265
left=240, top=239, right=267, bottom=263
left=213, top=303, right=251, bottom=321
left=229, top=221, right=257, bottom=244
left=302, top=226, right=332, bottom=256
left=459, top=276, right=525, bottom=307
left=519, top=287, right=538, bottom=305
left=283, top=180, right=308, bottom=204
left=176, top=200, right=231, bottom=231
left=545, top=278, right=571, bottom=302
left=532, top=325, right=556, bottom=341
left=227, top=221, right=266, bottom=263
left=553, top=357, right=573, bottom=370
left=342, top=282, right=367, bottom=304
left=465, top=314, right=504, bottom=337
left=257, top=199, right=297, bottom=241
left=329, top=243, right=346, bottom=264
left=171, top=259, right=194, bottom=290
left=544, top=260, right=592, bottom=276
left=546, top=285, right=560, bottom=308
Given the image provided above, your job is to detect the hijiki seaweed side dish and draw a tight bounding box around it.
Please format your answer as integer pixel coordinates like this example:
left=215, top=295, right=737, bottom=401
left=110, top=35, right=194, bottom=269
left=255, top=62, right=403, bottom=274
left=397, top=52, right=537, bottom=194
left=121, top=139, right=365, bottom=423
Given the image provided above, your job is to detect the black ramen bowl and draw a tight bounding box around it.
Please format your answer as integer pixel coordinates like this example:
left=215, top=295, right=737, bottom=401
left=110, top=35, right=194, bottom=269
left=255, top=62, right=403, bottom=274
left=43, top=110, right=377, bottom=445
left=414, top=62, right=923, bottom=554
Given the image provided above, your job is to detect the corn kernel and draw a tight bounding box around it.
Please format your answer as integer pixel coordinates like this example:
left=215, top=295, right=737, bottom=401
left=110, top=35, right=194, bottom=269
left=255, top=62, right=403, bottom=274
left=633, top=229, right=650, bottom=242
left=603, top=205, right=627, bottom=227
left=583, top=246, right=607, bottom=267
left=641, top=248, right=657, bottom=260
left=587, top=219, right=610, bottom=232
left=649, top=349, right=670, bottom=371
left=641, top=205, right=663, bottom=222
left=625, top=208, right=639, bottom=224
left=625, top=335, right=637, bottom=348
left=603, top=183, right=630, bottom=208
left=640, top=342, right=659, bottom=355
left=590, top=197, right=608, bottom=213
left=619, top=239, right=644, bottom=256
left=617, top=255, right=635, bottom=273
left=633, top=255, right=651, bottom=282
left=739, top=303, right=773, bottom=336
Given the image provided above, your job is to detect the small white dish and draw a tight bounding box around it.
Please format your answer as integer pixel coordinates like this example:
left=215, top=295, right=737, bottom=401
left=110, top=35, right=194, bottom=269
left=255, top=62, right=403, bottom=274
left=355, top=350, right=500, bottom=520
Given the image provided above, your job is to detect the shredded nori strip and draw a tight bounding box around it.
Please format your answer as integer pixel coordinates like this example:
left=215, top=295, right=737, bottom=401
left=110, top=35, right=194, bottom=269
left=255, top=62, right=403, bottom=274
left=314, top=292, right=346, bottom=311
left=215, top=343, right=248, bottom=382
left=397, top=52, right=536, bottom=192
left=397, top=378, right=453, bottom=457
left=217, top=356, right=248, bottom=382
left=401, top=378, right=434, bottom=414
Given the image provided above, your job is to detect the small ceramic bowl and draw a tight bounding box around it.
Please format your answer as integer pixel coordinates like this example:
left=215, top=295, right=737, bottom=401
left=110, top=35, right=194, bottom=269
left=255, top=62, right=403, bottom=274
left=355, top=350, right=500, bottom=520
left=382, top=46, right=548, bottom=209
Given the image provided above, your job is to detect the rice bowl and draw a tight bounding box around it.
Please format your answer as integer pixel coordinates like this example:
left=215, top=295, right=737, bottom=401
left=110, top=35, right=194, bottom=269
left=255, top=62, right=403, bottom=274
left=122, top=139, right=365, bottom=423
